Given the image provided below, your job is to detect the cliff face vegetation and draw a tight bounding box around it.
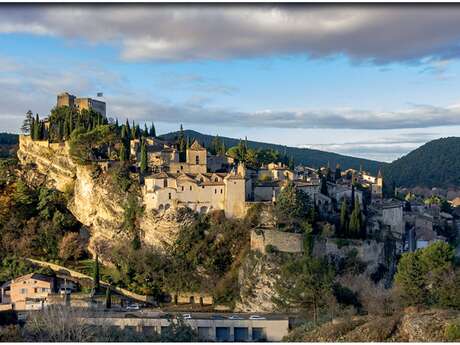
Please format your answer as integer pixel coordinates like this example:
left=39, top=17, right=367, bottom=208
left=285, top=308, right=460, bottom=342
left=16, top=136, right=193, bottom=253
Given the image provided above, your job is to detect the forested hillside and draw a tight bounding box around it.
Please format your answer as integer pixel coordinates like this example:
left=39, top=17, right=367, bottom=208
left=160, top=130, right=384, bottom=173
left=383, top=137, right=460, bottom=188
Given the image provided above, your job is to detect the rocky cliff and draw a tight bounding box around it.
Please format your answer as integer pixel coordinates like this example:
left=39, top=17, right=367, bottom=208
left=235, top=251, right=295, bottom=313
left=17, top=135, right=191, bottom=255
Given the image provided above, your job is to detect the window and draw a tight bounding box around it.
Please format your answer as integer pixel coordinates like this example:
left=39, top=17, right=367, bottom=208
left=41, top=288, right=48, bottom=293
left=214, top=177, right=218, bottom=182
left=190, top=186, right=192, bottom=191
left=181, top=186, right=184, bottom=191
left=215, top=189, right=217, bottom=194
left=163, top=179, right=168, bottom=188
left=21, top=288, right=27, bottom=294
left=168, top=193, right=171, bottom=200
left=221, top=189, right=223, bottom=194
left=180, top=165, right=183, bottom=170
left=34, top=288, right=38, bottom=293
left=196, top=156, right=199, bottom=164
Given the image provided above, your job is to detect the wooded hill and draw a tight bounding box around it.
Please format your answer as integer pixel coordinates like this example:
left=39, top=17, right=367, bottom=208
left=383, top=137, right=460, bottom=189
left=160, top=129, right=384, bottom=174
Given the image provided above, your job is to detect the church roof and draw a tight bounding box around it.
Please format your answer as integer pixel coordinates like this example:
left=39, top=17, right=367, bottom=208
left=150, top=172, right=170, bottom=179
left=189, top=140, right=206, bottom=151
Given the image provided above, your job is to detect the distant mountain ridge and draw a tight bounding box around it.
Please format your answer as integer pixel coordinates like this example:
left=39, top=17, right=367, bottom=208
left=159, top=129, right=385, bottom=174
left=383, top=137, right=460, bottom=189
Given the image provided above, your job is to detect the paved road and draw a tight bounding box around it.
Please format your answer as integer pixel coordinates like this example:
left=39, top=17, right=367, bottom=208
left=91, top=310, right=290, bottom=320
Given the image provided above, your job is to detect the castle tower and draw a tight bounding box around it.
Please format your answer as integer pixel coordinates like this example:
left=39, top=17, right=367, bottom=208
left=224, top=172, right=246, bottom=218
left=373, top=169, right=383, bottom=198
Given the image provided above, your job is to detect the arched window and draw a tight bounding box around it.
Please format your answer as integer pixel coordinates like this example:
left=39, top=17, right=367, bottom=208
left=214, top=177, right=218, bottom=182
left=196, top=156, right=199, bottom=164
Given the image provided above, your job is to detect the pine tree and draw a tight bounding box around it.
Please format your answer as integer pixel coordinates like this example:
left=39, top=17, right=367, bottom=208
left=22, top=110, right=34, bottom=134
left=143, top=123, right=148, bottom=137
left=140, top=139, right=148, bottom=175
left=93, top=254, right=100, bottom=292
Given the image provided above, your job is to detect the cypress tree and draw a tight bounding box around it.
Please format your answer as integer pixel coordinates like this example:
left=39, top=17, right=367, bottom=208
left=349, top=197, right=362, bottom=237
left=93, top=254, right=100, bottom=292
left=143, top=123, right=148, bottom=137
left=105, top=285, right=112, bottom=309
left=339, top=199, right=348, bottom=236
left=125, top=119, right=131, bottom=140
left=30, top=117, right=36, bottom=140
left=335, top=164, right=342, bottom=181
left=320, top=176, right=328, bottom=196
left=350, top=185, right=355, bottom=211
left=63, top=116, right=69, bottom=139
left=33, top=114, right=40, bottom=140
left=149, top=122, right=156, bottom=137
left=131, top=120, right=136, bottom=139
left=140, top=139, right=148, bottom=174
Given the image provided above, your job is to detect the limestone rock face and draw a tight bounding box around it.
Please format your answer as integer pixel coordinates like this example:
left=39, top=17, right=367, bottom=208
left=17, top=136, right=76, bottom=191
left=234, top=252, right=283, bottom=313
left=17, top=136, right=190, bottom=253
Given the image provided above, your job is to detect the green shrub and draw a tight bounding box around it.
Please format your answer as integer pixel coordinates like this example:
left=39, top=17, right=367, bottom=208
left=335, top=238, right=351, bottom=248
left=265, top=244, right=278, bottom=254
left=445, top=321, right=460, bottom=341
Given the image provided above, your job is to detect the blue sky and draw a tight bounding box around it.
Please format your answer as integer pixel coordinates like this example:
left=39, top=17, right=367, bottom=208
left=2, top=5, right=460, bottom=162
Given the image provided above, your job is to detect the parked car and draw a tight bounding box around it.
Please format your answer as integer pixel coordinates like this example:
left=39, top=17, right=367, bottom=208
left=126, top=303, right=140, bottom=310
left=211, top=315, right=226, bottom=320
left=249, top=315, right=266, bottom=320
left=59, top=288, right=72, bottom=295
left=228, top=315, right=244, bottom=320
left=182, top=313, right=192, bottom=319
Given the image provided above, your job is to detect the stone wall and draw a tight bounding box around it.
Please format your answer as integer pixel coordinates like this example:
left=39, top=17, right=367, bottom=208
left=312, top=237, right=386, bottom=273
left=250, top=229, right=304, bottom=254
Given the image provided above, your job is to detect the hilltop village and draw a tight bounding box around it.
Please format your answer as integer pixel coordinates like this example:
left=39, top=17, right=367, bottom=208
left=0, top=92, right=459, bottom=342
left=24, top=92, right=452, bottom=255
